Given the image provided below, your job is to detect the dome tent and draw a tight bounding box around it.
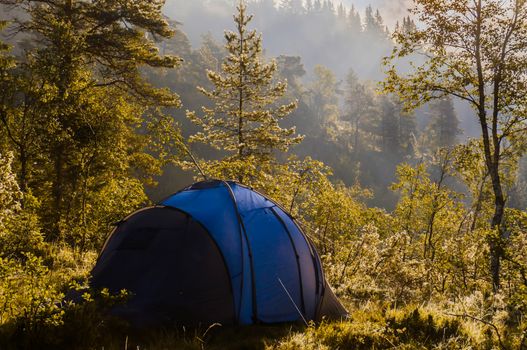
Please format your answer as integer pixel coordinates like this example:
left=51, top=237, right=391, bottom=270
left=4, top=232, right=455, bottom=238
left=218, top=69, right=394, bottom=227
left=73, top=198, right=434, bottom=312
left=90, top=180, right=347, bottom=327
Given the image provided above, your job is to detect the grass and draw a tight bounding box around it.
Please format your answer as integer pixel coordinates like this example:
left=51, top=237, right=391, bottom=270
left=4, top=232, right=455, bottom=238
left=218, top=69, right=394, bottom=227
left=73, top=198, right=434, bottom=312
left=58, top=306, right=476, bottom=350
left=78, top=324, right=304, bottom=350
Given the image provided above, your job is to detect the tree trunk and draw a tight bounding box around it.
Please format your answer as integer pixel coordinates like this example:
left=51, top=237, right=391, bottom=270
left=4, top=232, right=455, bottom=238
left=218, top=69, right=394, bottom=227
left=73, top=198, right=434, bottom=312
left=479, top=114, right=505, bottom=291
left=353, top=117, right=360, bottom=154
left=480, top=118, right=505, bottom=292
left=489, top=163, right=506, bottom=291
left=51, top=144, right=64, bottom=241
left=19, top=148, right=27, bottom=193
left=470, top=173, right=488, bottom=232
left=473, top=0, right=506, bottom=292
left=237, top=14, right=245, bottom=184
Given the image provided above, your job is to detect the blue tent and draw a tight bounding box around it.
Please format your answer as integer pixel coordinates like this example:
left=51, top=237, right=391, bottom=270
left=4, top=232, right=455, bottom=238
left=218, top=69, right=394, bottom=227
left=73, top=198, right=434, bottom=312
left=91, top=180, right=347, bottom=327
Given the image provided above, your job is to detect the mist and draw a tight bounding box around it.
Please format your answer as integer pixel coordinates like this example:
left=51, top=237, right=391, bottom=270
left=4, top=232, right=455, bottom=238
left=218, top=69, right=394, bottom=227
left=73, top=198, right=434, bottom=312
left=163, top=0, right=398, bottom=80
left=162, top=0, right=478, bottom=139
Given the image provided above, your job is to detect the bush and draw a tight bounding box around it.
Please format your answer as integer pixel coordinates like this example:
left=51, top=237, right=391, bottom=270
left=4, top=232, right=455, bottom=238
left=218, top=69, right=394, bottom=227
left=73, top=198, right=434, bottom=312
left=0, top=254, right=64, bottom=349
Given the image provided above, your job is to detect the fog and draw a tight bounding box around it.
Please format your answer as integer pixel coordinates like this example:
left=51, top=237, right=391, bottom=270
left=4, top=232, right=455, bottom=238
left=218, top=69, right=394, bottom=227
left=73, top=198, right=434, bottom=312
left=163, top=0, right=395, bottom=80
left=162, top=0, right=480, bottom=138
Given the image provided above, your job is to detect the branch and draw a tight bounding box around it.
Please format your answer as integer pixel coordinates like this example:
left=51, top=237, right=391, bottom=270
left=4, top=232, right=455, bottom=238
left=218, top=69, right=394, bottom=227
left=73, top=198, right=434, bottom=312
left=430, top=85, right=479, bottom=107
left=501, top=254, right=527, bottom=287
left=289, top=167, right=311, bottom=213
left=0, top=110, right=22, bottom=149
left=444, top=312, right=507, bottom=350
left=178, top=138, right=208, bottom=181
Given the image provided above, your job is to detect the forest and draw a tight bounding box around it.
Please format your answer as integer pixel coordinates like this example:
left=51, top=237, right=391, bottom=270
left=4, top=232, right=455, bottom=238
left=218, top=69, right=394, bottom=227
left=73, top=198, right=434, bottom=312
left=0, top=0, right=526, bottom=349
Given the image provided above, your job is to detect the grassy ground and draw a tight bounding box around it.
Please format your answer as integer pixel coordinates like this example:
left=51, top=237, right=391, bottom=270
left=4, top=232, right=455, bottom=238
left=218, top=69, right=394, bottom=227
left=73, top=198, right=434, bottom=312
left=91, top=304, right=517, bottom=350
left=119, top=324, right=303, bottom=350
left=1, top=305, right=517, bottom=349
left=49, top=306, right=483, bottom=350
left=0, top=246, right=520, bottom=349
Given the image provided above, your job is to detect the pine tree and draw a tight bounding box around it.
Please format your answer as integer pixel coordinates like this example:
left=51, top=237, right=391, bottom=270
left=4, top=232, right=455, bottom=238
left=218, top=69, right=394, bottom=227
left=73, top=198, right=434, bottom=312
left=343, top=69, right=375, bottom=154
left=379, top=94, right=415, bottom=156
left=306, top=65, right=339, bottom=124
left=337, top=2, right=346, bottom=21
left=199, top=33, right=226, bottom=73
left=348, top=5, right=362, bottom=33
left=276, top=55, right=306, bottom=98
left=401, top=16, right=417, bottom=34
left=375, top=9, right=385, bottom=30
left=364, top=6, right=376, bottom=32
left=279, top=0, right=304, bottom=14
left=364, top=6, right=387, bottom=38
left=314, top=0, right=322, bottom=12
left=323, top=0, right=335, bottom=14
left=425, top=97, right=461, bottom=150
left=305, top=0, right=314, bottom=12
left=188, top=1, right=302, bottom=186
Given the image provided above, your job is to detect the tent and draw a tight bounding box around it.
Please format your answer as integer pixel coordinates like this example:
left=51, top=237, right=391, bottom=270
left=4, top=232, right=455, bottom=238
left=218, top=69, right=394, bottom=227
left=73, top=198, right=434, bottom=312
left=90, top=180, right=347, bottom=327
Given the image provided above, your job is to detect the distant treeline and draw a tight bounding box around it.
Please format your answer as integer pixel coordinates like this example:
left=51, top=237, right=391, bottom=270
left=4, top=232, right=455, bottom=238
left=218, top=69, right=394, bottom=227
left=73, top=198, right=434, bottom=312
left=146, top=5, right=467, bottom=208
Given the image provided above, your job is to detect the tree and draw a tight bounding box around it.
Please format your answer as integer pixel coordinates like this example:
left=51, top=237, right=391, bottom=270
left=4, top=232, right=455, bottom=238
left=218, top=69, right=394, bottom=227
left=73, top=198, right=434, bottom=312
left=0, top=153, right=21, bottom=230
left=376, top=94, right=416, bottom=157
left=383, top=0, right=527, bottom=290
left=401, top=16, right=417, bottom=34
left=0, top=20, right=17, bottom=162
left=322, top=0, right=335, bottom=14
left=305, top=0, right=314, bottom=12
left=0, top=0, right=184, bottom=243
left=306, top=65, right=340, bottom=124
left=364, top=5, right=386, bottom=38
left=337, top=2, right=346, bottom=21
left=187, top=1, right=302, bottom=186
left=3, top=0, right=181, bottom=103
left=276, top=55, right=306, bottom=98
left=348, top=5, right=362, bottom=34
left=342, top=69, right=375, bottom=154
left=199, top=32, right=227, bottom=73
left=390, top=157, right=473, bottom=300
left=424, top=98, right=461, bottom=151
left=313, top=0, right=322, bottom=12
left=279, top=0, right=304, bottom=14
left=379, top=96, right=403, bottom=154
left=0, top=20, right=13, bottom=90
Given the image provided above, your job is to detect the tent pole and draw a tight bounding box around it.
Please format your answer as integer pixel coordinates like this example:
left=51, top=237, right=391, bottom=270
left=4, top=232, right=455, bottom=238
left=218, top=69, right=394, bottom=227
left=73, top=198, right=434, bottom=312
left=222, top=181, right=259, bottom=323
